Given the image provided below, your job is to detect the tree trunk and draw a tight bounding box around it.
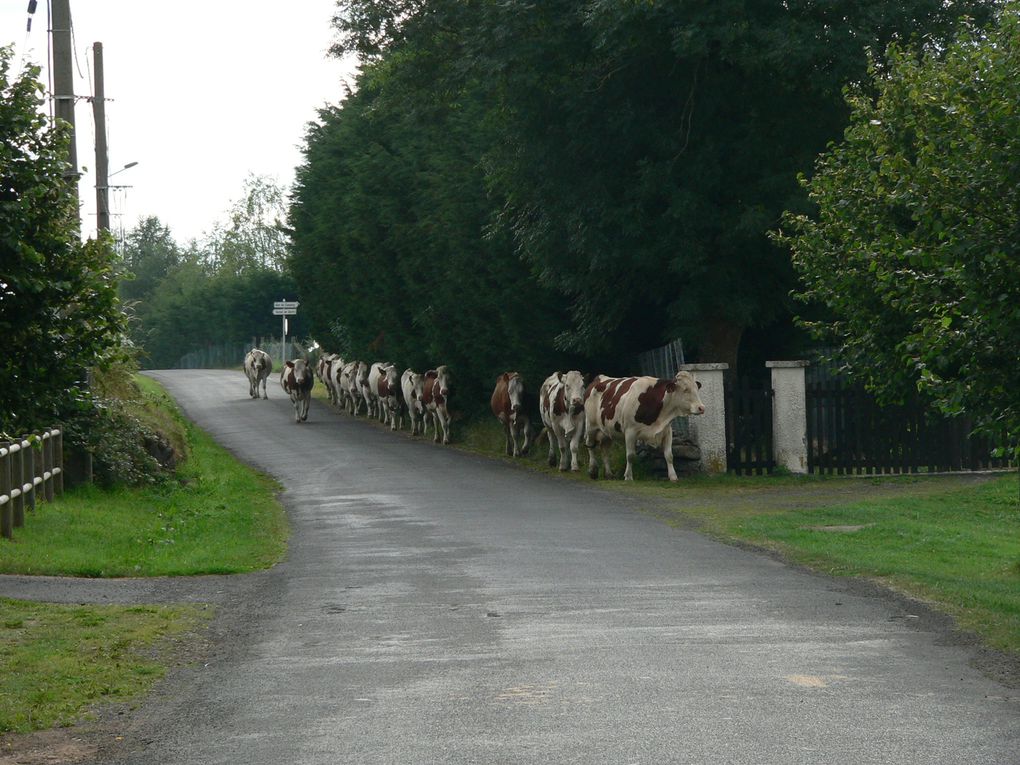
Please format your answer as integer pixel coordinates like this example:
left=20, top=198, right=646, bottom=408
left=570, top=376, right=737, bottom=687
left=697, top=317, right=744, bottom=374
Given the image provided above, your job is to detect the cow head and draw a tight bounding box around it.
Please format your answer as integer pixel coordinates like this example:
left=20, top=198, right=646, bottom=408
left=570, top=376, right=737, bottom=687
left=673, top=371, right=706, bottom=415
left=434, top=365, right=451, bottom=398
left=506, top=372, right=526, bottom=425
left=561, top=370, right=586, bottom=415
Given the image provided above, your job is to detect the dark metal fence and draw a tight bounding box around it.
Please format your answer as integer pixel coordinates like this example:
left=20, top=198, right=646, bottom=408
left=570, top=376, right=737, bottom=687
left=806, top=378, right=1010, bottom=475
left=725, top=377, right=775, bottom=475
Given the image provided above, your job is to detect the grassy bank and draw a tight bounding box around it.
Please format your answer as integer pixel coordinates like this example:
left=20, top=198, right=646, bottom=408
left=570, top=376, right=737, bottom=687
left=0, top=376, right=288, bottom=577
left=0, top=599, right=210, bottom=734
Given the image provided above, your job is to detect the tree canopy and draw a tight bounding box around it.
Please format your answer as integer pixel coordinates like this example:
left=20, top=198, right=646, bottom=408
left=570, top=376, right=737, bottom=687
left=290, top=0, right=992, bottom=409
left=780, top=6, right=1020, bottom=446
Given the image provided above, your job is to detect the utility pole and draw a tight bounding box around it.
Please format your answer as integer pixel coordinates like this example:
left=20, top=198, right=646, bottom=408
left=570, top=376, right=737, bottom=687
left=93, top=42, right=109, bottom=233
left=51, top=0, right=78, bottom=204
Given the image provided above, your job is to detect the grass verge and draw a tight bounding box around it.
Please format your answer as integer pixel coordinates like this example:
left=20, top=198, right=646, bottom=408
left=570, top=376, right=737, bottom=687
left=0, top=598, right=210, bottom=734
left=0, top=376, right=288, bottom=577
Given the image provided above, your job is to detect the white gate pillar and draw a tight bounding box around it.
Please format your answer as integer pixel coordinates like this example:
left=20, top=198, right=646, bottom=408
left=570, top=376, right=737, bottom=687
left=677, top=363, right=729, bottom=473
left=767, top=360, right=809, bottom=474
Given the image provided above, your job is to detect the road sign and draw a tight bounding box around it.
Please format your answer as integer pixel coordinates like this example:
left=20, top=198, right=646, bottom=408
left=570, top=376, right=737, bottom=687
left=272, top=308, right=297, bottom=316
left=273, top=300, right=299, bottom=309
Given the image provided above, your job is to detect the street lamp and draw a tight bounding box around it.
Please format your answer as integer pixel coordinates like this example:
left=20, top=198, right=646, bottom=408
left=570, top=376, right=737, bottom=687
left=108, top=161, right=138, bottom=179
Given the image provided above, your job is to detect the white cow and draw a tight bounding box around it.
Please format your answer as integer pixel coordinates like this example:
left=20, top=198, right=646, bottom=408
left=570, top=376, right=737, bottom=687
left=244, top=348, right=273, bottom=400
left=401, top=369, right=426, bottom=436
left=584, top=371, right=705, bottom=481
left=368, top=362, right=403, bottom=429
left=280, top=358, right=315, bottom=423
left=328, top=356, right=348, bottom=411
left=539, top=370, right=587, bottom=471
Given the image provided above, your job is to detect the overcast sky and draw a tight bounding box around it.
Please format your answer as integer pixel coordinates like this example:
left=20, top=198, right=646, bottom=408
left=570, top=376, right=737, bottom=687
left=2, top=1, right=356, bottom=243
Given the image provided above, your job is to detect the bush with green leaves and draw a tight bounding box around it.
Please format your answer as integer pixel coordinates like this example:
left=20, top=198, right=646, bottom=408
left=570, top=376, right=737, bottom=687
left=779, top=7, right=1020, bottom=449
left=0, top=46, right=125, bottom=437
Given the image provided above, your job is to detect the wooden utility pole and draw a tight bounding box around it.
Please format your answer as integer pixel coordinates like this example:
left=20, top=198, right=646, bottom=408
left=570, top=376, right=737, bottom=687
left=51, top=0, right=78, bottom=200
left=93, top=42, right=109, bottom=232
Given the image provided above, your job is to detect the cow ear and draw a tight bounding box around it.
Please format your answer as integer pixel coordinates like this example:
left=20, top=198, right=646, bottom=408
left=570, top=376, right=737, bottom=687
left=557, top=371, right=564, bottom=381
left=696, top=380, right=702, bottom=389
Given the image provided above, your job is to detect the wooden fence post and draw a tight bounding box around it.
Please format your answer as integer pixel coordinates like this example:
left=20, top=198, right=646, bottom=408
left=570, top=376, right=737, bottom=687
left=23, top=435, right=36, bottom=513
left=1, top=441, right=11, bottom=539
left=54, top=428, right=64, bottom=495
left=12, top=440, right=25, bottom=529
left=43, top=430, right=54, bottom=502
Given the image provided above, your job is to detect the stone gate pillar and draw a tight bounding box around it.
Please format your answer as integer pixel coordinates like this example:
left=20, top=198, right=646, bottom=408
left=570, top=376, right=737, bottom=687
left=677, top=363, right=728, bottom=473
left=767, top=360, right=809, bottom=474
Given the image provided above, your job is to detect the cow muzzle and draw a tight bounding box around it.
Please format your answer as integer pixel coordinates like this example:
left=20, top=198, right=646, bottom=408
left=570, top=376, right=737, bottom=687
left=569, top=400, right=583, bottom=416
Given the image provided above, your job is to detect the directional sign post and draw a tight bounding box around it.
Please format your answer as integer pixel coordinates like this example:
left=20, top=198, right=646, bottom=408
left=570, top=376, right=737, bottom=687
left=273, top=301, right=298, bottom=364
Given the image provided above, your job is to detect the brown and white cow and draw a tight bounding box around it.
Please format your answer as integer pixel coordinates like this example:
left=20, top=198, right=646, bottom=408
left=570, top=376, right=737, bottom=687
left=491, top=372, right=531, bottom=457
left=421, top=365, right=452, bottom=444
left=244, top=348, right=273, bottom=400
left=369, top=362, right=403, bottom=430
left=584, top=371, right=704, bottom=481
left=280, top=358, right=315, bottom=423
left=357, top=362, right=375, bottom=418
left=401, top=369, right=426, bottom=436
left=317, top=353, right=341, bottom=406
left=539, top=370, right=587, bottom=471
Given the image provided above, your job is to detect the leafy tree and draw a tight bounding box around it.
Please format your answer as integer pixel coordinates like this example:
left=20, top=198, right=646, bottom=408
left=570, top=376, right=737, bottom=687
left=779, top=7, right=1020, bottom=446
left=0, top=46, right=125, bottom=434
left=205, top=174, right=291, bottom=274
left=119, top=216, right=181, bottom=303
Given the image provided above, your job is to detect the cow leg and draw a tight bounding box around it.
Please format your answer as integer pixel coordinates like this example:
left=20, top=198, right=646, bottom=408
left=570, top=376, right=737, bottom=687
left=555, top=427, right=570, bottom=471
left=440, top=407, right=451, bottom=444
left=301, top=395, right=309, bottom=422
left=502, top=419, right=513, bottom=456
left=546, top=427, right=557, bottom=467
left=585, top=429, right=600, bottom=479
left=599, top=433, right=615, bottom=480
left=519, top=421, right=531, bottom=456
left=623, top=429, right=638, bottom=480
left=660, top=427, right=678, bottom=482
left=568, top=426, right=583, bottom=472
left=262, top=378, right=268, bottom=399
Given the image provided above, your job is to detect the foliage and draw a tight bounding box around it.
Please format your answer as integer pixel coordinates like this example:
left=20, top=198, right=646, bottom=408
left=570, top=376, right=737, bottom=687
left=0, top=46, right=126, bottom=436
left=780, top=7, right=1020, bottom=447
left=121, top=177, right=305, bottom=369
left=290, top=49, right=575, bottom=414
left=309, top=0, right=991, bottom=372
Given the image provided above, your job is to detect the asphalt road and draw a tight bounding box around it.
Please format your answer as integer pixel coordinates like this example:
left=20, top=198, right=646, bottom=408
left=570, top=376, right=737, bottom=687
left=26, top=370, right=1020, bottom=763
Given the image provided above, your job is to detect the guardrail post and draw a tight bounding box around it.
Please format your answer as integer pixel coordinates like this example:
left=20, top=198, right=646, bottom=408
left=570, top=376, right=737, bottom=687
left=767, top=360, right=810, bottom=474
left=54, top=428, right=64, bottom=495
left=23, top=435, right=36, bottom=513
left=677, top=363, right=729, bottom=473
left=1, top=442, right=11, bottom=539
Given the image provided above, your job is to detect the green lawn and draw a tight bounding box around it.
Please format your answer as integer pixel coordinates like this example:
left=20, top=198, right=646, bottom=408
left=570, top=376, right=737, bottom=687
left=0, top=598, right=209, bottom=734
left=0, top=384, right=288, bottom=577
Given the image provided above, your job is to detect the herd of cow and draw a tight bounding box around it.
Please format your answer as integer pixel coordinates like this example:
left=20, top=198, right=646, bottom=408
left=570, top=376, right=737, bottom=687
left=242, top=348, right=706, bottom=482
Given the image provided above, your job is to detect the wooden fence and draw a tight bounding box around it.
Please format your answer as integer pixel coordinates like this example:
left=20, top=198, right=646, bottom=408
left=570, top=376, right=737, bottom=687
left=725, top=377, right=775, bottom=475
left=0, top=429, right=64, bottom=539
